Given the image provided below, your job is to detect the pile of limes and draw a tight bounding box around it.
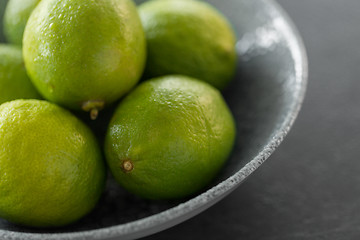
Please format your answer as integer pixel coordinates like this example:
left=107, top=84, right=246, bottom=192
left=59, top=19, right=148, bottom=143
left=0, top=0, right=237, bottom=228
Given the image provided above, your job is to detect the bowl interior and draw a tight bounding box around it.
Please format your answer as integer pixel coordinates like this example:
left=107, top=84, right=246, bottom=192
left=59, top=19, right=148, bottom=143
left=0, top=0, right=307, bottom=239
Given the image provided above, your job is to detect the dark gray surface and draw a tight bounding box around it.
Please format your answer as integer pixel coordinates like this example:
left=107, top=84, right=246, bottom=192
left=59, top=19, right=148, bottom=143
left=0, top=1, right=5, bottom=41
left=144, top=0, right=360, bottom=239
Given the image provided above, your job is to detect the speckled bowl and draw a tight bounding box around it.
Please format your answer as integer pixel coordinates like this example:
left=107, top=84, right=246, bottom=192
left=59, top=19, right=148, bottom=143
left=0, top=0, right=307, bottom=239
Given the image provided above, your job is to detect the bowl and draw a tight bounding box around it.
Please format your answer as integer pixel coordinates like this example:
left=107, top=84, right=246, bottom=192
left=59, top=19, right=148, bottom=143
left=0, top=0, right=307, bottom=239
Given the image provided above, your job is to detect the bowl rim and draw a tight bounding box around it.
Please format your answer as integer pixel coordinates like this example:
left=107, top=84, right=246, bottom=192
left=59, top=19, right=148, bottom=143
left=0, top=0, right=308, bottom=239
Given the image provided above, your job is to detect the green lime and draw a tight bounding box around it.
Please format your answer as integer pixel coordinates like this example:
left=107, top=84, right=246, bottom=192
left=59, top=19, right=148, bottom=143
left=3, top=0, right=40, bottom=45
left=0, top=44, right=41, bottom=104
left=23, top=0, right=146, bottom=119
left=0, top=100, right=106, bottom=227
left=139, top=0, right=237, bottom=90
left=105, top=75, right=236, bottom=200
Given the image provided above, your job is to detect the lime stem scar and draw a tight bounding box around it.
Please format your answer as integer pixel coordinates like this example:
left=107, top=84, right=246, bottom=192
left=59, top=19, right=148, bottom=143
left=81, top=100, right=105, bottom=120
left=90, top=108, right=99, bottom=120
left=122, top=160, right=134, bottom=173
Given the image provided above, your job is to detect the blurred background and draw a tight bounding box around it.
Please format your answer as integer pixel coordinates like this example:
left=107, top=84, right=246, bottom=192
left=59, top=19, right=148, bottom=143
left=145, top=0, right=360, bottom=239
left=0, top=1, right=5, bottom=40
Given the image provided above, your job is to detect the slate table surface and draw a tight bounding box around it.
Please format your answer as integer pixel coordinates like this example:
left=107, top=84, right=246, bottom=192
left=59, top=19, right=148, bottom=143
left=144, top=0, right=360, bottom=239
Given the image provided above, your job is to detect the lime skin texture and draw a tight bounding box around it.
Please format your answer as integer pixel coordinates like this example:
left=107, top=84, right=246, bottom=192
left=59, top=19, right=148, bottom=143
left=0, top=100, right=106, bottom=227
left=23, top=0, right=146, bottom=115
left=139, top=0, right=237, bottom=90
left=0, top=44, right=41, bottom=104
left=3, top=0, right=41, bottom=45
left=105, top=75, right=236, bottom=200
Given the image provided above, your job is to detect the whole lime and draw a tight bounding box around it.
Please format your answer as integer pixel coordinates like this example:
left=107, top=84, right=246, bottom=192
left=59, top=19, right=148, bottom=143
left=0, top=44, right=41, bottom=104
left=23, top=0, right=146, bottom=118
left=139, top=0, right=237, bottom=90
left=0, top=100, right=106, bottom=227
left=105, top=75, right=236, bottom=200
left=3, top=0, right=40, bottom=45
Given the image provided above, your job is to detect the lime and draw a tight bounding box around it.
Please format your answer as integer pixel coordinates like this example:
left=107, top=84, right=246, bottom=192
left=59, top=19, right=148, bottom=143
left=23, top=0, right=146, bottom=119
left=0, top=44, right=41, bottom=104
left=139, top=0, right=237, bottom=90
left=0, top=100, right=106, bottom=227
left=3, top=0, right=40, bottom=45
left=105, top=75, right=236, bottom=200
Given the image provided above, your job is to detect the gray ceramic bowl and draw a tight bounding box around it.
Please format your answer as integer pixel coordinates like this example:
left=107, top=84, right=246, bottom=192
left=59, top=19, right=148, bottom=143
left=0, top=0, right=307, bottom=239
